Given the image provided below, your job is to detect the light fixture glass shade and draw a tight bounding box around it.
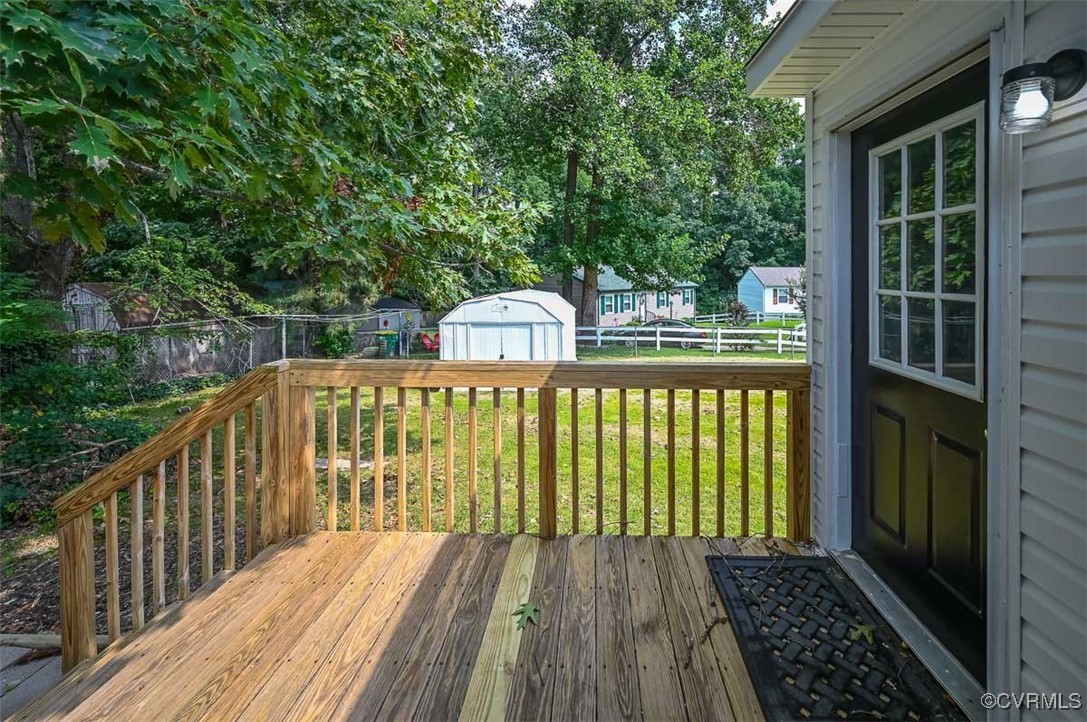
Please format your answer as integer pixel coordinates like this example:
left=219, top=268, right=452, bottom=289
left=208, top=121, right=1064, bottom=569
left=1000, top=76, right=1055, bottom=134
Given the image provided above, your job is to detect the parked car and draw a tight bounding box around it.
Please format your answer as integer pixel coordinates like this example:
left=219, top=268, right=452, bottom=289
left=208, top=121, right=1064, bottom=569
left=615, top=318, right=708, bottom=349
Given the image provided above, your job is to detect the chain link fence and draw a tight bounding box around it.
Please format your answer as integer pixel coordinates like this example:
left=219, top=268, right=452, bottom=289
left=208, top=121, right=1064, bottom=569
left=70, top=313, right=441, bottom=385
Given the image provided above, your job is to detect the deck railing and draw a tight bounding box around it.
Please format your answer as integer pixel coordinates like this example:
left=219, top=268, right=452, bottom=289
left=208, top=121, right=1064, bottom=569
left=53, top=359, right=810, bottom=671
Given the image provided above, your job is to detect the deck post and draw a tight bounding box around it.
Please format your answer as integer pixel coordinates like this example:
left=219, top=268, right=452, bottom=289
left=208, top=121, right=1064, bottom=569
left=59, top=510, right=97, bottom=672
left=288, top=384, right=317, bottom=536
left=787, top=388, right=811, bottom=541
left=261, top=361, right=291, bottom=546
left=538, top=387, right=558, bottom=539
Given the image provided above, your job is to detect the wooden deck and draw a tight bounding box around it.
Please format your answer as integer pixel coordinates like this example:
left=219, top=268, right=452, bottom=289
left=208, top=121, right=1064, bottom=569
left=20, top=532, right=812, bottom=721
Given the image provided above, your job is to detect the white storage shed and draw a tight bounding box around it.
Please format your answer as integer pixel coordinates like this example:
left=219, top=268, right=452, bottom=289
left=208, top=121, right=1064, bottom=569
left=439, top=290, right=576, bottom=361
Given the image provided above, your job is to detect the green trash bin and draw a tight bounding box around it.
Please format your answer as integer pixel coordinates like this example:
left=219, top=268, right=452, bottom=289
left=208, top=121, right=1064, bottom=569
left=377, top=331, right=399, bottom=358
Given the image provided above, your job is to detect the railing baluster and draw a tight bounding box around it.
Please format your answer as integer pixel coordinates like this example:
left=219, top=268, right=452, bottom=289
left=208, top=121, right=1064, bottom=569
left=397, top=387, right=407, bottom=531
left=692, top=389, right=700, bottom=537
left=643, top=389, right=651, bottom=536
left=105, top=492, right=120, bottom=642
left=764, top=390, right=774, bottom=537
left=741, top=390, right=750, bottom=536
left=595, top=388, right=603, bottom=535
left=516, top=388, right=525, bottom=534
left=178, top=446, right=190, bottom=599
left=349, top=387, right=360, bottom=531
left=224, top=416, right=236, bottom=571
left=716, top=389, right=725, bottom=537
left=152, top=460, right=166, bottom=614
left=244, top=403, right=256, bottom=561
left=131, top=475, right=145, bottom=631
left=445, top=388, right=455, bottom=532
left=493, top=387, right=502, bottom=533
left=619, top=388, right=628, bottom=535
left=201, top=431, right=213, bottom=582
left=468, top=387, right=478, bottom=533
left=372, top=387, right=383, bottom=531
left=571, top=388, right=579, bottom=534
left=538, top=387, right=558, bottom=539
left=667, top=389, right=676, bottom=537
left=422, top=388, right=432, bottom=532
left=327, top=386, right=338, bottom=532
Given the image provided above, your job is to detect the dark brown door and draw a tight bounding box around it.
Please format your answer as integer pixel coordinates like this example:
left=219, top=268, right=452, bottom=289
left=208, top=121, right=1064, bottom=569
left=851, top=61, right=988, bottom=682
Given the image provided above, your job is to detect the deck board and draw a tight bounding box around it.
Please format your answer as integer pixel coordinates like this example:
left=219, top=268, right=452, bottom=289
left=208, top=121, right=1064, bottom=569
left=18, top=533, right=806, bottom=722
left=505, top=536, right=568, bottom=722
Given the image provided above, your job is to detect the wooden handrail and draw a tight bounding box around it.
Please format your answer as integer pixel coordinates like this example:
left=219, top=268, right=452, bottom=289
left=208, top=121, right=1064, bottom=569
left=287, top=360, right=810, bottom=390
left=55, top=358, right=812, bottom=673
left=54, top=363, right=282, bottom=525
left=56, top=361, right=285, bottom=672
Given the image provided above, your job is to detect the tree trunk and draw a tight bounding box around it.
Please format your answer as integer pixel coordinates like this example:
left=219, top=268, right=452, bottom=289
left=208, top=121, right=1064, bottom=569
left=580, top=264, right=599, bottom=327
left=579, top=164, right=604, bottom=327
left=2, top=113, right=77, bottom=299
left=560, top=148, right=579, bottom=306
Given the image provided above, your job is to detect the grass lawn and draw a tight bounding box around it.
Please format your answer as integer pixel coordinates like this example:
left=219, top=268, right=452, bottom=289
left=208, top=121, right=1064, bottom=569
left=309, top=384, right=790, bottom=538
left=105, top=354, right=794, bottom=540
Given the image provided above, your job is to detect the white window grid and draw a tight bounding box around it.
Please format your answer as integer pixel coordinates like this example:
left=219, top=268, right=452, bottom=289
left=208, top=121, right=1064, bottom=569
left=867, top=102, right=985, bottom=400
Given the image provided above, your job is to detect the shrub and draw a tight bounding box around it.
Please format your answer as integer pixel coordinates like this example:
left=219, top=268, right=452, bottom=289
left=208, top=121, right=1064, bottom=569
left=313, top=324, right=357, bottom=358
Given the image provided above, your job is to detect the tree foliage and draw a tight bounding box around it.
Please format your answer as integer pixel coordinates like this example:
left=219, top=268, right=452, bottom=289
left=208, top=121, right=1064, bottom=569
left=1, top=0, right=544, bottom=308
left=476, top=0, right=802, bottom=322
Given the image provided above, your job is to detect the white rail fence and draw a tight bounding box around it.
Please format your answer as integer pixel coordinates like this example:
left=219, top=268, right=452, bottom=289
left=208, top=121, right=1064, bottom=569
left=574, top=325, right=806, bottom=355
left=693, top=311, right=805, bottom=325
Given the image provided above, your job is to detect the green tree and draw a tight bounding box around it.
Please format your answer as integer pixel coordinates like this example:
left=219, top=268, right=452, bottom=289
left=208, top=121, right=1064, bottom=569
left=1, top=0, right=543, bottom=308
left=477, top=0, right=801, bottom=324
left=696, top=143, right=805, bottom=312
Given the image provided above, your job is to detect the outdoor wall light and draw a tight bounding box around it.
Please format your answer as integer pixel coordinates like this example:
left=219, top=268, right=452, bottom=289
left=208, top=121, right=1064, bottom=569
left=1000, top=49, right=1086, bottom=134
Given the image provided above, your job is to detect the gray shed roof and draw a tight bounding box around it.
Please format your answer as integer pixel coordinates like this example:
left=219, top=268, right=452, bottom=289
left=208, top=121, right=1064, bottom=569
left=748, top=266, right=802, bottom=287
left=574, top=266, right=698, bottom=292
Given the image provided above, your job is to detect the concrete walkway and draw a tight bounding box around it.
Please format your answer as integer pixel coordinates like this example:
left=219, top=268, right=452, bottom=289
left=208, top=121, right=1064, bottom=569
left=0, top=646, right=62, bottom=719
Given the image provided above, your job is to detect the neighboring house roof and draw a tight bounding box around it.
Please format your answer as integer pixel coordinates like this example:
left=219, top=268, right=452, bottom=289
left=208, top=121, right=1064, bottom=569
left=573, top=266, right=698, bottom=292
left=747, top=266, right=802, bottom=288
left=372, top=296, right=420, bottom=311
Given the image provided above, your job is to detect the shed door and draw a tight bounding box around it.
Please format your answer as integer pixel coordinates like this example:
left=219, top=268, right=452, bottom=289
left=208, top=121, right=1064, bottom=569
left=850, top=61, right=987, bottom=682
left=469, top=324, right=533, bottom=360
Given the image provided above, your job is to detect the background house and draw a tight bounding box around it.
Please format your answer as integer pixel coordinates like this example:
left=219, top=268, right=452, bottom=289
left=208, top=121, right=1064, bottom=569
left=534, top=266, right=698, bottom=325
left=737, top=266, right=802, bottom=315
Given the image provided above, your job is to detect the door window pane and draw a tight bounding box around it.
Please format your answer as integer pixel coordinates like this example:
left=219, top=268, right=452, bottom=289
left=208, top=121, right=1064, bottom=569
left=907, top=299, right=936, bottom=371
left=878, top=151, right=902, bottom=218
left=869, top=108, right=983, bottom=397
left=943, top=213, right=976, bottom=294
left=908, top=136, right=936, bottom=214
left=943, top=300, right=976, bottom=384
left=879, top=224, right=901, bottom=289
left=943, top=121, right=976, bottom=207
left=906, top=218, right=936, bottom=292
left=878, top=295, right=902, bottom=362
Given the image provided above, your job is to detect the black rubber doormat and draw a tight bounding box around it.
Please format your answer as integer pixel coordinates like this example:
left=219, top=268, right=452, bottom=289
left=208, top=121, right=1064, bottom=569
left=707, top=556, right=965, bottom=721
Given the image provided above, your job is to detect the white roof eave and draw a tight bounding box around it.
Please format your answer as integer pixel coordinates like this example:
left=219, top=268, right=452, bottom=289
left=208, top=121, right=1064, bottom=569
left=746, top=0, right=837, bottom=97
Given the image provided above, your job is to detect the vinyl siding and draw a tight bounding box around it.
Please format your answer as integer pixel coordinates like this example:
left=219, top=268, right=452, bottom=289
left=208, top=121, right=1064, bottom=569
left=1017, top=2, right=1087, bottom=712
left=737, top=270, right=765, bottom=312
